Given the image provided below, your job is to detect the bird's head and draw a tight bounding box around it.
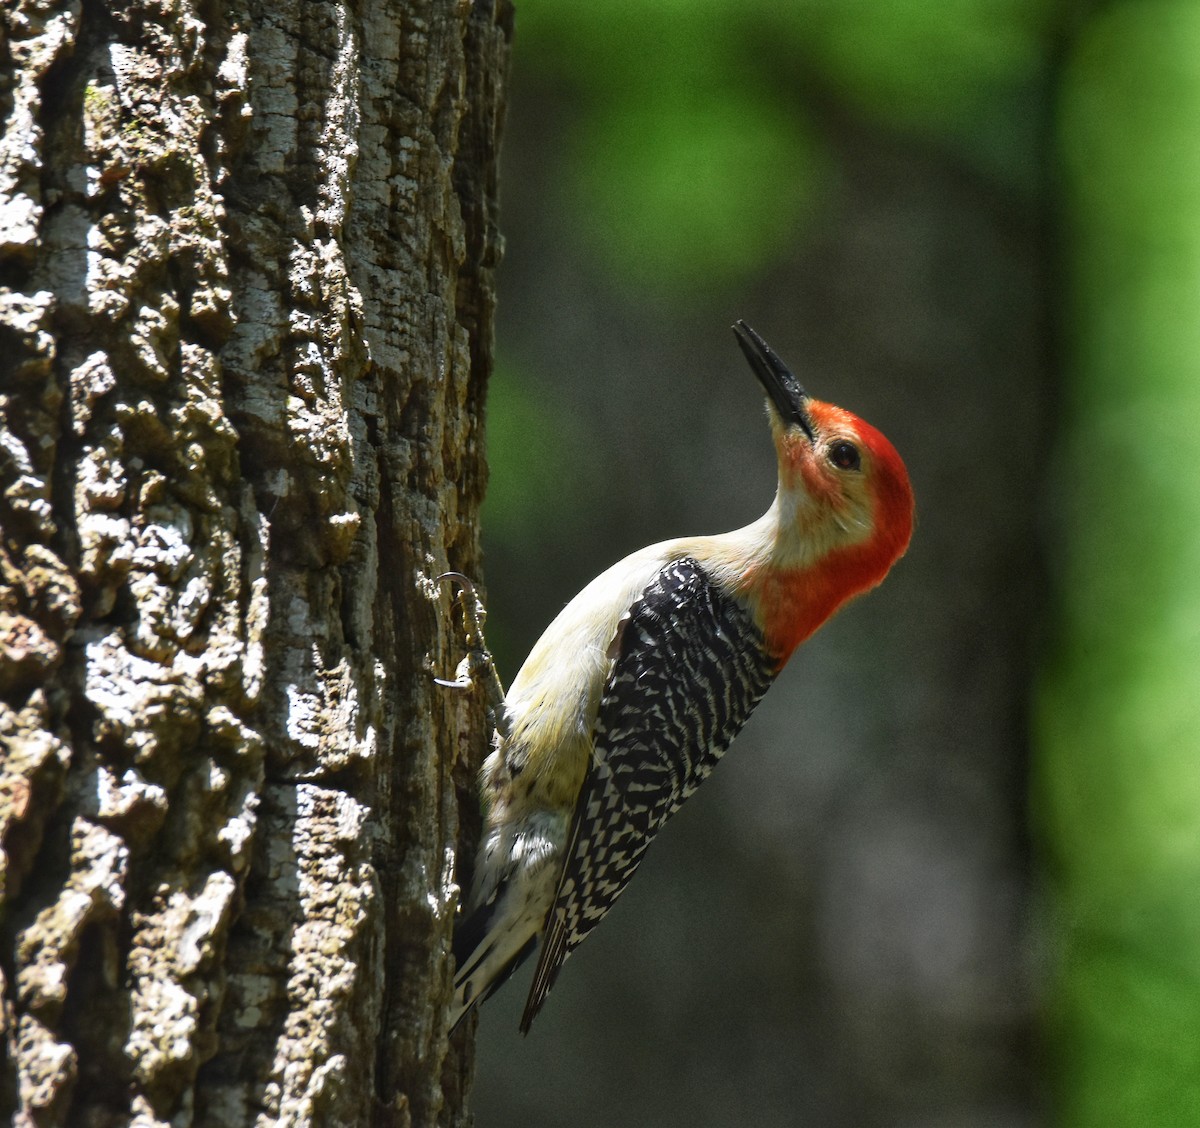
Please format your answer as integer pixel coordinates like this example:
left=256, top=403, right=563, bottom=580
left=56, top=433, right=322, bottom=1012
left=732, top=321, right=914, bottom=651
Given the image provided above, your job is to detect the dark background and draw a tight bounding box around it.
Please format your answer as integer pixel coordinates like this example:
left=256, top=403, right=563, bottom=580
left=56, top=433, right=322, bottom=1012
left=468, top=4, right=1200, bottom=1125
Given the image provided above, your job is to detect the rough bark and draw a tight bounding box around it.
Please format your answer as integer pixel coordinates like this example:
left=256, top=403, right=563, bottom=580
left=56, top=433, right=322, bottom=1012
left=0, top=0, right=510, bottom=1124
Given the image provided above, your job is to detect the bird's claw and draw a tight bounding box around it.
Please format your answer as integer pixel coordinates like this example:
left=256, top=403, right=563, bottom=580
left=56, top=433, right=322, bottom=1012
left=436, top=572, right=489, bottom=652
left=434, top=572, right=511, bottom=738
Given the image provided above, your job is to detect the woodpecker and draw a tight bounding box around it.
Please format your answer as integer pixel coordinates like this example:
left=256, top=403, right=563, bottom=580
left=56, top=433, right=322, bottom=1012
left=447, top=322, right=914, bottom=1033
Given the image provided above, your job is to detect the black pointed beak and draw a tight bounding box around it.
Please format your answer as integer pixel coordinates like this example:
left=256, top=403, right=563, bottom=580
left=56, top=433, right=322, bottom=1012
left=731, top=320, right=814, bottom=441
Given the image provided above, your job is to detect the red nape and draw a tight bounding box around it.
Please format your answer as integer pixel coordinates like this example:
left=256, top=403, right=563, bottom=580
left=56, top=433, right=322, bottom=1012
left=750, top=535, right=903, bottom=664
left=750, top=426, right=914, bottom=664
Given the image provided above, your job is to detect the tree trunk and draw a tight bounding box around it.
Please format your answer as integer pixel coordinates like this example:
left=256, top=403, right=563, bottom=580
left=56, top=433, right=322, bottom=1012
left=0, top=1, right=510, bottom=1124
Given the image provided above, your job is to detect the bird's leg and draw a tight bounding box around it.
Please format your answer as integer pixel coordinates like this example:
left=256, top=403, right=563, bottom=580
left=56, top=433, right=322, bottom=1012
left=435, top=572, right=511, bottom=740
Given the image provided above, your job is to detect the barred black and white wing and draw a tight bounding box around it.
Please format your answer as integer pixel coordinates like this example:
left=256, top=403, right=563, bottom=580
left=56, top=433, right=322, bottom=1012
left=520, top=556, right=777, bottom=1031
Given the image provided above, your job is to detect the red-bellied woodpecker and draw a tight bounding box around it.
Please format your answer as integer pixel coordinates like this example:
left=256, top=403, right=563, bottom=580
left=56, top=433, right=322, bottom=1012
left=446, top=322, right=914, bottom=1033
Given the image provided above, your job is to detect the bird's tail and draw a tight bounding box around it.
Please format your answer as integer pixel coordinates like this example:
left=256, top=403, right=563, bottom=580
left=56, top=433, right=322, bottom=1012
left=449, top=895, right=538, bottom=1031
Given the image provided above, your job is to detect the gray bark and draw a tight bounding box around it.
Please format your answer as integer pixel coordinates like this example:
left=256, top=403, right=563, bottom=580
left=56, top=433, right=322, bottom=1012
left=0, top=0, right=510, bottom=1124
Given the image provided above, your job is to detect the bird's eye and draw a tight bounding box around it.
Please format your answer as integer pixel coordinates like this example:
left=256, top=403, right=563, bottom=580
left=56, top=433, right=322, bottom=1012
left=828, top=440, right=861, bottom=472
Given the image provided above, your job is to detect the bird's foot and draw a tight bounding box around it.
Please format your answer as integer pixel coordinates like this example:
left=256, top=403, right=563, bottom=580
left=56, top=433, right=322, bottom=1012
left=434, top=572, right=510, bottom=738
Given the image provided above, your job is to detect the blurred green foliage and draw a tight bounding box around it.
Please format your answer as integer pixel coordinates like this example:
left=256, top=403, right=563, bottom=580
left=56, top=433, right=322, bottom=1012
left=514, top=0, right=1053, bottom=294
left=482, top=362, right=593, bottom=544
left=492, top=0, right=1200, bottom=1121
left=480, top=361, right=600, bottom=669
left=794, top=0, right=1051, bottom=131
left=1039, top=3, right=1200, bottom=1125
